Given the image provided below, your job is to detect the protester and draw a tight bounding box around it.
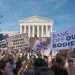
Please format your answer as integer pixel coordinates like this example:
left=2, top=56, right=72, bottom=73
left=33, top=58, right=54, bottom=75
left=0, top=59, right=14, bottom=75
left=51, top=54, right=69, bottom=75
left=0, top=49, right=75, bottom=75
left=67, top=59, right=75, bottom=75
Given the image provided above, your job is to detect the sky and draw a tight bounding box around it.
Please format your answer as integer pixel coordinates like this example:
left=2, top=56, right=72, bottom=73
left=0, top=0, right=75, bottom=32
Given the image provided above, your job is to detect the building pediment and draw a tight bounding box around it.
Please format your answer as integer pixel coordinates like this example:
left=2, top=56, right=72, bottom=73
left=20, top=16, right=53, bottom=23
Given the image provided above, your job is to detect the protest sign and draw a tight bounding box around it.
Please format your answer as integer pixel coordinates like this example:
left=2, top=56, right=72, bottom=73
left=51, top=31, right=75, bottom=50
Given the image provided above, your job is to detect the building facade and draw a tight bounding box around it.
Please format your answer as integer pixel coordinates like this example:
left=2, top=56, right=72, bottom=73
left=20, top=16, right=53, bottom=38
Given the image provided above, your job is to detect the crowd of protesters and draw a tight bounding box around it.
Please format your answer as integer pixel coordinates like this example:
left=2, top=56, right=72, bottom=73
left=0, top=49, right=75, bottom=75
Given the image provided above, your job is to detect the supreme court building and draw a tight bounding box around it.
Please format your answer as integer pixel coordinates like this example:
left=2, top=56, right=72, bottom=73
left=20, top=16, right=53, bottom=38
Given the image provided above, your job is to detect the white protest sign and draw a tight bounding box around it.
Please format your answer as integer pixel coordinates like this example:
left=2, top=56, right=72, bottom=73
left=51, top=31, right=75, bottom=50
left=7, top=33, right=30, bottom=49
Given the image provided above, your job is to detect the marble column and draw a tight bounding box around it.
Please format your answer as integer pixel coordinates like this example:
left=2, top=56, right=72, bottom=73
left=37, top=26, right=39, bottom=37
left=28, top=25, right=30, bottom=37
left=49, top=26, right=51, bottom=36
left=32, top=25, right=34, bottom=37
left=46, top=25, right=48, bottom=37
left=47, top=25, right=50, bottom=37
left=24, top=25, right=26, bottom=33
left=41, top=25, right=43, bottom=37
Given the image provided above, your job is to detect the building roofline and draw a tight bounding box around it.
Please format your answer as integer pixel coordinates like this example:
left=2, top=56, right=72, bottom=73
left=19, top=16, right=54, bottom=24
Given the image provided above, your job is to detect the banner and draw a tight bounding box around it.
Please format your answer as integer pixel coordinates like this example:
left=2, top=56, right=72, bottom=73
left=51, top=31, right=75, bottom=50
left=7, top=33, right=30, bottom=49
left=32, top=39, right=47, bottom=52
